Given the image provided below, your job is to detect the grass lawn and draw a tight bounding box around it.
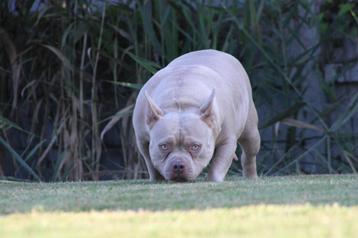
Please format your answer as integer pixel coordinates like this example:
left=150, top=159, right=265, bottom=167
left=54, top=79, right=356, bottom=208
left=0, top=175, right=358, bottom=237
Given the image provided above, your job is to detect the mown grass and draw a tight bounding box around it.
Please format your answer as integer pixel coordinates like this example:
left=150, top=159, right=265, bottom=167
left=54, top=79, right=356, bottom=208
left=0, top=175, right=358, bottom=237
left=0, top=175, right=357, bottom=214
left=1, top=205, right=358, bottom=238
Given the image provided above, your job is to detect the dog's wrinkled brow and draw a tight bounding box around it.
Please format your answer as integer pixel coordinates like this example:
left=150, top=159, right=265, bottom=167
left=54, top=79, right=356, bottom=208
left=157, top=136, right=176, bottom=145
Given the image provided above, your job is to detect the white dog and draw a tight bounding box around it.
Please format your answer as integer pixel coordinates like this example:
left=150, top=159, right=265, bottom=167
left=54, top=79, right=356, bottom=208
left=132, top=49, right=260, bottom=182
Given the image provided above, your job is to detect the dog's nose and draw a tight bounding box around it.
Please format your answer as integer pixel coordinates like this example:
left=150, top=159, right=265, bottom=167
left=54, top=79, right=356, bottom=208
left=173, top=162, right=185, bottom=174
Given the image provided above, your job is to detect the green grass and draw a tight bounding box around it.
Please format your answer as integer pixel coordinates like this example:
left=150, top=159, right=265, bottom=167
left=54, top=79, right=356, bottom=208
left=1, top=175, right=358, bottom=237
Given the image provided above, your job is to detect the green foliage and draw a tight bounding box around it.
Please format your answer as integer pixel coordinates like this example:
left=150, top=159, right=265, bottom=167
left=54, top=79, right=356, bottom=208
left=0, top=0, right=357, bottom=181
left=318, top=0, right=358, bottom=38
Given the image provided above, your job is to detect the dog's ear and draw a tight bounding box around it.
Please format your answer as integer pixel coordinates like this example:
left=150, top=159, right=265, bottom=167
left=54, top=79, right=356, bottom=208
left=145, top=91, right=163, bottom=127
left=200, top=89, right=216, bottom=126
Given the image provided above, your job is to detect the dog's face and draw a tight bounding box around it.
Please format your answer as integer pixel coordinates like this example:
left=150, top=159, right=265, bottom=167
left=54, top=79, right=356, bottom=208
left=145, top=91, right=217, bottom=181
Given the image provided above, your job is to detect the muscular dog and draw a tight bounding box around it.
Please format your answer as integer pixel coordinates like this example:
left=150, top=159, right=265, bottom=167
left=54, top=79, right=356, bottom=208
left=132, top=49, right=260, bottom=182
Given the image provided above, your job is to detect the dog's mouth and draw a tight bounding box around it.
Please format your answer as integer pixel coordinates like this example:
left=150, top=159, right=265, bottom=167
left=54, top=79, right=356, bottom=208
left=163, top=164, right=195, bottom=182
left=170, top=176, right=189, bottom=182
left=168, top=173, right=196, bottom=182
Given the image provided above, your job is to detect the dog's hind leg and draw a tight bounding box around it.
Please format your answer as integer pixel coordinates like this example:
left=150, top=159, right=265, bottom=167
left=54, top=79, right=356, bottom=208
left=238, top=102, right=260, bottom=178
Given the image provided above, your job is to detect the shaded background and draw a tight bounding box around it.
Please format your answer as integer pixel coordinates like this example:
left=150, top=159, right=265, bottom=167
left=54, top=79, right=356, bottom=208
left=0, top=0, right=357, bottom=181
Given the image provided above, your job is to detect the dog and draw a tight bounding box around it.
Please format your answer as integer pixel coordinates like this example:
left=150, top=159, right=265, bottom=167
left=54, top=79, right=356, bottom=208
left=132, top=49, right=260, bottom=182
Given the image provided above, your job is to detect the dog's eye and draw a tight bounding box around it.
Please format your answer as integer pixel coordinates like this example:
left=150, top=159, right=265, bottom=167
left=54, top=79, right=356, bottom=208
left=189, top=144, right=201, bottom=152
left=159, top=144, right=169, bottom=151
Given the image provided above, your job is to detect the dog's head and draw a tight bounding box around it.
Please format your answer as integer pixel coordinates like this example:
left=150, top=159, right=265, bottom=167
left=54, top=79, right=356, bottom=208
left=145, top=90, right=218, bottom=181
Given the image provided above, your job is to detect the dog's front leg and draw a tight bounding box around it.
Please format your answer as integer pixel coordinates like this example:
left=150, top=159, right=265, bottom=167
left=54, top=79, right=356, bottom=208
left=207, top=136, right=237, bottom=182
